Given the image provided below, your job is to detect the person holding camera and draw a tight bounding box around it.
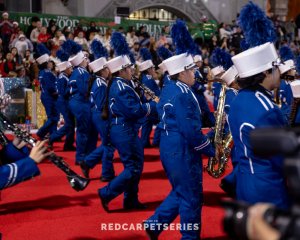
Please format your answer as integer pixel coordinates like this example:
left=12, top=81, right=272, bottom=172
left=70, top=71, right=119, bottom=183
left=0, top=137, right=50, bottom=190
left=228, top=42, right=290, bottom=209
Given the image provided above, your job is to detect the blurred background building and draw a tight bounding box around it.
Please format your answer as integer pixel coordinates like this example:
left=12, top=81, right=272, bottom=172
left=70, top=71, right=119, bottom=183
left=1, top=0, right=298, bottom=23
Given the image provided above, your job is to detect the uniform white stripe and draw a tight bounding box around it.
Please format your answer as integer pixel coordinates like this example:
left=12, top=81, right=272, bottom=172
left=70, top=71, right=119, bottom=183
left=255, top=92, right=269, bottom=111
left=258, top=92, right=274, bottom=109
left=239, top=122, right=255, bottom=174
left=9, top=163, right=18, bottom=186
left=4, top=163, right=14, bottom=188
left=194, top=139, right=210, bottom=150
left=145, top=103, right=151, bottom=117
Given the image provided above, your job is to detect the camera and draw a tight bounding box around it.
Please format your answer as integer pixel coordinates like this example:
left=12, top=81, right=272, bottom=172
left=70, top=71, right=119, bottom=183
left=222, top=127, right=300, bottom=240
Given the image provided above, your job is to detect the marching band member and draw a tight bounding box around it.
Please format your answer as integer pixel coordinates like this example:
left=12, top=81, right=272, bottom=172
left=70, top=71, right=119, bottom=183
left=138, top=48, right=161, bottom=148
left=278, top=58, right=296, bottom=121
left=228, top=42, right=290, bottom=209
left=35, top=45, right=59, bottom=140
left=49, top=51, right=76, bottom=151
left=211, top=66, right=225, bottom=110
left=192, top=54, right=216, bottom=127
left=80, top=40, right=115, bottom=182
left=145, top=53, right=215, bottom=239
left=67, top=42, right=96, bottom=164
left=218, top=65, right=239, bottom=197
left=98, top=55, right=158, bottom=211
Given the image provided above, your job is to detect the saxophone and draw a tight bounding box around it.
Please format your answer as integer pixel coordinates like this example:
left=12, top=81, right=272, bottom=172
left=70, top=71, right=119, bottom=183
left=206, top=83, right=233, bottom=178
left=131, top=76, right=158, bottom=100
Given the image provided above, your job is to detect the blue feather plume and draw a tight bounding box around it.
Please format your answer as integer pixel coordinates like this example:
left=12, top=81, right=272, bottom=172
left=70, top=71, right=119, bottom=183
left=238, top=1, right=276, bottom=48
left=140, top=47, right=152, bottom=61
left=211, top=48, right=233, bottom=70
left=110, top=31, right=135, bottom=64
left=296, top=55, right=300, bottom=74
left=36, top=43, right=50, bottom=56
left=110, top=32, right=130, bottom=57
left=157, top=46, right=173, bottom=60
left=91, top=39, right=108, bottom=59
left=279, top=46, right=294, bottom=62
left=61, top=40, right=82, bottom=56
left=171, top=19, right=199, bottom=55
left=56, top=49, right=69, bottom=62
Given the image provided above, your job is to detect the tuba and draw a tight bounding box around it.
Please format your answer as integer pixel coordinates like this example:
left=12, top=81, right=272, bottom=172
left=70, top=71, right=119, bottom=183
left=206, top=83, right=233, bottom=178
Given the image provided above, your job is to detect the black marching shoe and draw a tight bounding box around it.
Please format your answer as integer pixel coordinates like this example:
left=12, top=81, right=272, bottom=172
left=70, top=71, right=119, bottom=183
left=80, top=161, right=90, bottom=178
left=98, top=191, right=110, bottom=213
left=124, top=200, right=147, bottom=210
left=219, top=178, right=236, bottom=198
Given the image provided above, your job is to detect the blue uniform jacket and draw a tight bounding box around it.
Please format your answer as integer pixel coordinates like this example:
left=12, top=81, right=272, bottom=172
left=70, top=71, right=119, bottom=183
left=157, top=80, right=215, bottom=156
left=90, top=76, right=107, bottom=111
left=213, top=82, right=222, bottom=110
left=39, top=69, right=57, bottom=97
left=0, top=142, right=39, bottom=190
left=228, top=85, right=290, bottom=208
left=141, top=74, right=161, bottom=97
left=56, top=72, right=70, bottom=100
left=279, top=80, right=293, bottom=122
left=109, top=77, right=156, bottom=125
left=69, top=66, right=90, bottom=101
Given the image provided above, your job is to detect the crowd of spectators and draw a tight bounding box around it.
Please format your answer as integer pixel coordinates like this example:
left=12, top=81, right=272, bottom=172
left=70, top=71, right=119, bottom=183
left=0, top=11, right=299, bottom=87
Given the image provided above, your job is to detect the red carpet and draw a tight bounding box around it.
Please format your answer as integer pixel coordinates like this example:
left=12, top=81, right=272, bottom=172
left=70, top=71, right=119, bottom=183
left=0, top=134, right=231, bottom=240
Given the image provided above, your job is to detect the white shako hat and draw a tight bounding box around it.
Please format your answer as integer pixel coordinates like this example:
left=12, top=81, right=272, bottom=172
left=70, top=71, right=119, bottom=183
left=106, top=55, right=132, bottom=74
left=56, top=61, right=72, bottom=72
left=163, top=53, right=195, bottom=76
left=279, top=59, right=295, bottom=75
left=221, top=65, right=238, bottom=86
left=138, top=60, right=154, bottom=72
left=211, top=66, right=225, bottom=78
left=68, top=51, right=85, bottom=67
left=158, top=62, right=167, bottom=74
left=36, top=54, right=50, bottom=65
left=89, top=57, right=107, bottom=73
left=232, top=42, right=280, bottom=78
left=193, top=54, right=203, bottom=63
left=290, top=80, right=300, bottom=98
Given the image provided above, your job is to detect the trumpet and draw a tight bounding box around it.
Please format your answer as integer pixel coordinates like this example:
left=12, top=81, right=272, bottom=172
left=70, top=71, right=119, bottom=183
left=0, top=112, right=89, bottom=191
left=131, top=76, right=158, bottom=100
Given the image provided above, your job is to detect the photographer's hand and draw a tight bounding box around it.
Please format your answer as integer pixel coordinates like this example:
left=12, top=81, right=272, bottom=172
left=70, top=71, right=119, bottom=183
left=247, top=204, right=280, bottom=240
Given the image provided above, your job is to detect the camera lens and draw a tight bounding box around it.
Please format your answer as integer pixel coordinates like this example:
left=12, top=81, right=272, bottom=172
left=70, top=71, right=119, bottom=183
left=222, top=200, right=249, bottom=240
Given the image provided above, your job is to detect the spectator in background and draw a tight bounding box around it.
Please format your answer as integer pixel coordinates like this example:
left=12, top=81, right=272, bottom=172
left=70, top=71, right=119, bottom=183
left=74, top=30, right=89, bottom=51
left=0, top=37, right=3, bottom=53
left=0, top=52, right=17, bottom=77
left=23, top=49, right=36, bottom=82
left=66, top=32, right=74, bottom=40
left=73, top=22, right=84, bottom=37
left=86, top=21, right=98, bottom=41
left=52, top=29, right=65, bottom=47
left=131, top=41, right=140, bottom=61
left=11, top=47, right=22, bottom=65
left=295, top=13, right=300, bottom=39
left=103, top=28, right=112, bottom=51
left=26, top=16, right=40, bottom=39
left=47, top=24, right=58, bottom=38
left=285, top=19, right=296, bottom=43
left=219, top=22, right=232, bottom=40
left=12, top=33, right=33, bottom=58
left=9, top=21, right=20, bottom=45
left=30, top=20, right=42, bottom=48
left=16, top=64, right=31, bottom=88
left=38, top=26, right=51, bottom=44
left=0, top=12, right=13, bottom=54
left=126, top=26, right=138, bottom=48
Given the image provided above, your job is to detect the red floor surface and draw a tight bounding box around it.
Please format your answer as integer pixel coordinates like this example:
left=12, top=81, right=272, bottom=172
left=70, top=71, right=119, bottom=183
left=0, top=137, right=231, bottom=240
